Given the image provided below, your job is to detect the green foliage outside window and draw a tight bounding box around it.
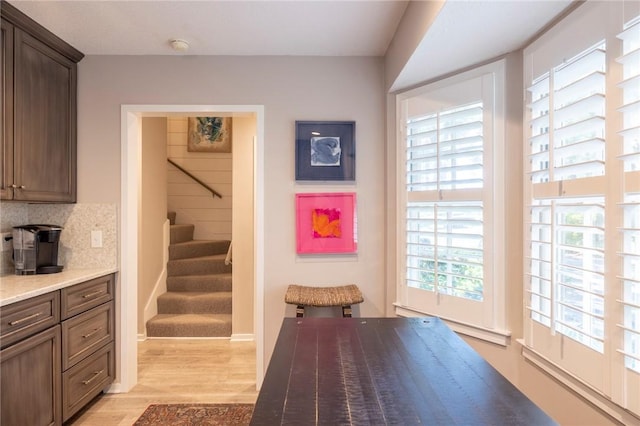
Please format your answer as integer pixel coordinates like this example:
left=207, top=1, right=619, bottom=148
left=418, top=258, right=483, bottom=301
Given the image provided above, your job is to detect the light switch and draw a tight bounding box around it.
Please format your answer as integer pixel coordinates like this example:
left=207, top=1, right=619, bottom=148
left=91, top=230, right=103, bottom=248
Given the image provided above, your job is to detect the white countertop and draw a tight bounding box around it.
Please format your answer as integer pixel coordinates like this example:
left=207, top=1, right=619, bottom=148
left=0, top=267, right=118, bottom=307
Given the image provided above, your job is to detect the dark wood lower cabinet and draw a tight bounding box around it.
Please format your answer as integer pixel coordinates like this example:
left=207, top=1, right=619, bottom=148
left=0, top=274, right=115, bottom=425
left=0, top=325, right=62, bottom=426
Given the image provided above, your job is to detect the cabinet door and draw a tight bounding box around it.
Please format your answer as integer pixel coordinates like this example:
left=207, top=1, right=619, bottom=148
left=1, top=325, right=62, bottom=426
left=13, top=28, right=76, bottom=202
left=0, top=18, right=14, bottom=200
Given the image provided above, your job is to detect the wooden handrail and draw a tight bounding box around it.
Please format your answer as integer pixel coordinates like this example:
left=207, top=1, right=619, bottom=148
left=167, top=159, right=222, bottom=199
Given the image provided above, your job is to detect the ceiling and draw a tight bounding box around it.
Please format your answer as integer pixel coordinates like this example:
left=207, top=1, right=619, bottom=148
left=6, top=0, right=409, bottom=56
left=392, top=0, right=573, bottom=90
left=6, top=0, right=574, bottom=90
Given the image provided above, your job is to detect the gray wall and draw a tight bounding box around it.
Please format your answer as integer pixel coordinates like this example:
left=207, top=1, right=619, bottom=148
left=76, top=54, right=386, bottom=368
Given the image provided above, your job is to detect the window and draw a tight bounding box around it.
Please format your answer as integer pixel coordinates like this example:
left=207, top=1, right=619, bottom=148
left=616, top=12, right=640, bottom=416
left=396, top=60, right=508, bottom=343
left=406, top=103, right=484, bottom=301
left=523, top=1, right=640, bottom=419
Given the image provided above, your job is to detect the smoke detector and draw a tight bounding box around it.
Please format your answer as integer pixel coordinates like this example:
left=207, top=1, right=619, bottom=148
left=170, top=39, right=190, bottom=53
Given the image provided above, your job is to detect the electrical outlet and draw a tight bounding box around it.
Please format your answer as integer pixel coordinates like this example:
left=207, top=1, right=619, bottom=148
left=91, top=230, right=103, bottom=248
left=1, top=232, right=13, bottom=252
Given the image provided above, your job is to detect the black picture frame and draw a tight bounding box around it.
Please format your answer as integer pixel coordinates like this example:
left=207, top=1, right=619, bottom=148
left=295, top=121, right=355, bottom=181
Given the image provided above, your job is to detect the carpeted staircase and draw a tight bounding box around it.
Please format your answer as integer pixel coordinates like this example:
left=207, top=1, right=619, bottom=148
left=145, top=212, right=232, bottom=338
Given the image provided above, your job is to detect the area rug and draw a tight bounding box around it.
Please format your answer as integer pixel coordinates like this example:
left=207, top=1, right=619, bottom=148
left=133, top=403, right=254, bottom=425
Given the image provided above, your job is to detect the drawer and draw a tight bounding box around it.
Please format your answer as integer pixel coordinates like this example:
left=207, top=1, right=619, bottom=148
left=61, top=274, right=114, bottom=320
left=0, top=291, right=60, bottom=349
left=62, top=341, right=114, bottom=422
left=62, top=301, right=114, bottom=370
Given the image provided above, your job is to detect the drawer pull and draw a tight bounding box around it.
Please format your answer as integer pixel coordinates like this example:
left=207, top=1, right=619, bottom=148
left=82, top=328, right=103, bottom=339
left=8, top=312, right=42, bottom=326
left=82, top=290, right=105, bottom=299
left=82, top=369, right=104, bottom=385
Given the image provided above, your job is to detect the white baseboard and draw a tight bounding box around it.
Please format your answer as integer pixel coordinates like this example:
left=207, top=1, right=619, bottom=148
left=231, top=333, right=255, bottom=342
left=104, top=382, right=125, bottom=394
left=145, top=336, right=231, bottom=340
left=141, top=219, right=169, bottom=333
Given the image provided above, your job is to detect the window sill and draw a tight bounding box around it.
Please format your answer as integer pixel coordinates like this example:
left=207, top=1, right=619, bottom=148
left=394, top=303, right=511, bottom=346
left=518, top=339, right=640, bottom=425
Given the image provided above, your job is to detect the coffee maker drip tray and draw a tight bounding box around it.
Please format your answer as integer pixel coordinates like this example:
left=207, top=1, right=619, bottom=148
left=37, top=265, right=64, bottom=274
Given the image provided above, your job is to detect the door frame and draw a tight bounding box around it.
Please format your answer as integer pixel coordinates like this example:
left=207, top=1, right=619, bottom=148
left=117, top=104, right=265, bottom=392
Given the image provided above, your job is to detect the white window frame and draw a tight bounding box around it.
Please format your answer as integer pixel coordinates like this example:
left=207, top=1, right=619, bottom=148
left=522, top=1, right=640, bottom=422
left=394, top=60, right=509, bottom=345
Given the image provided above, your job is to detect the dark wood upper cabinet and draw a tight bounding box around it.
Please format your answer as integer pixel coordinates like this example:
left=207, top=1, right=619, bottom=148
left=1, top=1, right=83, bottom=202
left=1, top=18, right=14, bottom=201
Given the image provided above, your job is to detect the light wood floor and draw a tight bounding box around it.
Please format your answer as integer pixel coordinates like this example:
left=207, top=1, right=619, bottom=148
left=67, top=339, right=258, bottom=425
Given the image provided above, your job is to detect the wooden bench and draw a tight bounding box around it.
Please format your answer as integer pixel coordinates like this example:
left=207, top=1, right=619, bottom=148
left=284, top=284, right=364, bottom=318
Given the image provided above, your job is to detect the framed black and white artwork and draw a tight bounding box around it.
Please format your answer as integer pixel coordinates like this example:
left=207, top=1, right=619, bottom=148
left=295, top=121, right=355, bottom=181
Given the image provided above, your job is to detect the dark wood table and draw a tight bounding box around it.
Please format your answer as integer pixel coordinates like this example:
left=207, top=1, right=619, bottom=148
left=251, top=317, right=557, bottom=425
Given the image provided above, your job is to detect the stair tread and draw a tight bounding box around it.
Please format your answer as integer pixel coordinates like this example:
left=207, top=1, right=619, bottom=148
left=167, top=274, right=232, bottom=292
left=148, top=313, right=231, bottom=323
left=167, top=254, right=231, bottom=277
left=146, top=314, right=231, bottom=338
left=169, top=240, right=230, bottom=260
left=169, top=254, right=227, bottom=262
left=170, top=224, right=195, bottom=244
left=167, top=254, right=231, bottom=276
left=159, top=291, right=232, bottom=300
left=171, top=239, right=230, bottom=246
left=168, top=273, right=232, bottom=279
left=167, top=212, right=177, bottom=225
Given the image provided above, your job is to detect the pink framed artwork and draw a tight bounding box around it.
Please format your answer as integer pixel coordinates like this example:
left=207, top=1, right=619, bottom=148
left=296, top=192, right=357, bottom=254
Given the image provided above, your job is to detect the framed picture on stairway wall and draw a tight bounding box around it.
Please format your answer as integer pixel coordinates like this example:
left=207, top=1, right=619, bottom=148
left=295, top=121, right=355, bottom=181
left=187, top=117, right=232, bottom=152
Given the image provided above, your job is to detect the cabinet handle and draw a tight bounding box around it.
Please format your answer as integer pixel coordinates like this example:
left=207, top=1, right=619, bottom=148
left=9, top=312, right=42, bottom=326
left=82, top=290, right=105, bottom=299
left=82, top=327, right=102, bottom=339
left=81, top=369, right=105, bottom=385
left=9, top=184, right=25, bottom=189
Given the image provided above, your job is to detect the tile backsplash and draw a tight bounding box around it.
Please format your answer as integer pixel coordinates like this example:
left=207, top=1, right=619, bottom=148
left=0, top=203, right=117, bottom=275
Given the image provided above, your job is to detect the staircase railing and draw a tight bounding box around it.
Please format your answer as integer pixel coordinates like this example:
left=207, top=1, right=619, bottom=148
left=167, top=158, right=222, bottom=198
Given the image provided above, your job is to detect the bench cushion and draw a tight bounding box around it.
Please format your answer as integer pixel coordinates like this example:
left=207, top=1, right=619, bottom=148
left=285, top=284, right=363, bottom=307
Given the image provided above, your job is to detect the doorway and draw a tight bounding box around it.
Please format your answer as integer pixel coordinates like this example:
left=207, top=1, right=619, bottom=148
left=118, top=105, right=265, bottom=393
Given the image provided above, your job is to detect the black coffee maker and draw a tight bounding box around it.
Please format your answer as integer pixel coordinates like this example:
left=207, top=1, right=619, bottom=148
left=12, top=224, right=64, bottom=275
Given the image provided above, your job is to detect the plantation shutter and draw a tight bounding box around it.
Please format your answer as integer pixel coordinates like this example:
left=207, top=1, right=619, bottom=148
left=406, top=103, right=484, bottom=302
left=397, top=62, right=508, bottom=338
left=525, top=3, right=640, bottom=417
left=525, top=37, right=609, bottom=389
left=615, top=14, right=640, bottom=415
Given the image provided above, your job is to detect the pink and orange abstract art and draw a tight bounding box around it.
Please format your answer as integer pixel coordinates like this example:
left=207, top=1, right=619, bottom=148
left=312, top=208, right=341, bottom=238
left=296, top=193, right=356, bottom=254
